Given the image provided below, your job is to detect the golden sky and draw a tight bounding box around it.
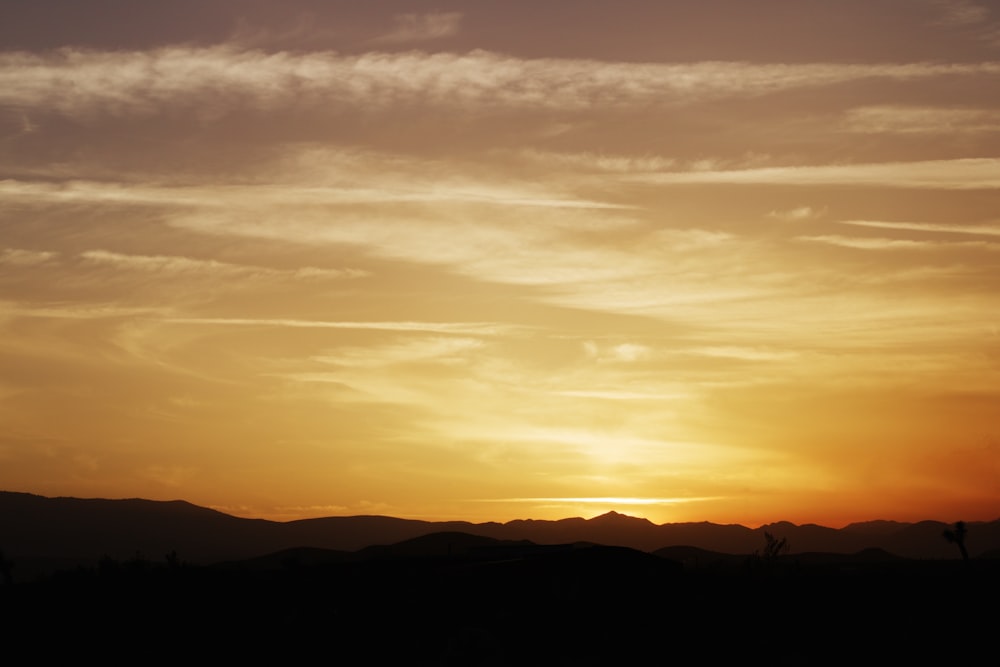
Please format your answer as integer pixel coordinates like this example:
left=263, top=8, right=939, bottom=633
left=1, top=0, right=999, bottom=527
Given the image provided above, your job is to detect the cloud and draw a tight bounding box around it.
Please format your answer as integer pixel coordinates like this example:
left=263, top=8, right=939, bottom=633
left=767, top=206, right=826, bottom=221
left=80, top=249, right=367, bottom=280
left=169, top=202, right=655, bottom=294
left=840, top=219, right=1000, bottom=237
left=228, top=14, right=342, bottom=49
left=924, top=1, right=1000, bottom=49
left=552, top=390, right=691, bottom=401
left=629, top=158, right=1000, bottom=189
left=373, top=12, right=462, bottom=43
left=843, top=105, right=1000, bottom=134
left=166, top=317, right=514, bottom=336
left=691, top=346, right=798, bottom=361
left=926, top=0, right=990, bottom=26
left=79, top=249, right=264, bottom=275
left=514, top=149, right=679, bottom=173
left=311, top=337, right=486, bottom=369
left=0, top=248, right=56, bottom=266
left=0, top=177, right=625, bottom=211
left=2, top=47, right=998, bottom=119
left=800, top=228, right=1000, bottom=251
left=798, top=235, right=935, bottom=250
left=0, top=112, right=38, bottom=142
left=1, top=303, right=166, bottom=320
left=582, top=342, right=651, bottom=363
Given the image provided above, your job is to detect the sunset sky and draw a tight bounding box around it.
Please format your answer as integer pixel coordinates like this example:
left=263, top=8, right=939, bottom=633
left=2, top=0, right=999, bottom=527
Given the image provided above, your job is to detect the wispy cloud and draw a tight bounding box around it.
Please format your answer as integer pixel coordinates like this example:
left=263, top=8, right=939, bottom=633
left=513, top=149, right=679, bottom=173
left=166, top=317, right=515, bottom=336
left=0, top=177, right=625, bottom=211
left=924, top=0, right=1000, bottom=49
left=3, top=48, right=997, bottom=119
left=169, top=205, right=655, bottom=294
left=1, top=303, right=167, bottom=320
left=840, top=219, right=1000, bottom=236
left=312, top=337, right=486, bottom=369
left=81, top=249, right=366, bottom=280
left=843, top=105, right=1000, bottom=134
left=797, top=235, right=934, bottom=250
left=552, top=390, right=692, bottom=401
left=690, top=346, right=799, bottom=361
left=373, top=12, right=462, bottom=43
left=926, top=0, right=991, bottom=26
left=582, top=341, right=652, bottom=363
left=629, top=158, right=1000, bottom=189
left=767, top=206, right=826, bottom=221
left=228, top=14, right=342, bottom=49
left=0, top=248, right=57, bottom=266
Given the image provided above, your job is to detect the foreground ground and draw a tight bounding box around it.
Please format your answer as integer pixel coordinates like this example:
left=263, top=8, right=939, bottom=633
left=2, top=546, right=996, bottom=665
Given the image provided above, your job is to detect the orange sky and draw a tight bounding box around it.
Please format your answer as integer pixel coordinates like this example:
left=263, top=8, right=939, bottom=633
left=1, top=0, right=999, bottom=527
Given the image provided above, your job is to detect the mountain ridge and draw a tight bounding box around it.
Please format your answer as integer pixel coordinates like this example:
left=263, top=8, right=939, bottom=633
left=3, top=490, right=997, bottom=580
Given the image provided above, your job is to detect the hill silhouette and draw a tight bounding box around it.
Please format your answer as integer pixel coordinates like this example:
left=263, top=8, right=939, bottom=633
left=3, top=490, right=1000, bottom=580
left=2, top=492, right=999, bottom=663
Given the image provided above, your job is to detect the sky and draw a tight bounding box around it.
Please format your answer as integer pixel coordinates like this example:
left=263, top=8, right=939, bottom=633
left=1, top=0, right=999, bottom=528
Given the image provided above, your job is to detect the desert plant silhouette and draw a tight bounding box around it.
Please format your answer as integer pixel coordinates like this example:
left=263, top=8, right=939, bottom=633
left=942, top=521, right=969, bottom=564
left=747, top=531, right=790, bottom=573
left=759, top=531, right=789, bottom=561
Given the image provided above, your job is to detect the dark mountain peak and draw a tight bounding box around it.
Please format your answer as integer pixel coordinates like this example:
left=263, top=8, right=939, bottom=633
left=588, top=510, right=651, bottom=525
left=759, top=520, right=797, bottom=531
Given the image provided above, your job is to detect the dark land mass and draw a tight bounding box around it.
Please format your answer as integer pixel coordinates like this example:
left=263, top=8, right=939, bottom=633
left=4, top=491, right=1000, bottom=578
left=1, top=491, right=998, bottom=663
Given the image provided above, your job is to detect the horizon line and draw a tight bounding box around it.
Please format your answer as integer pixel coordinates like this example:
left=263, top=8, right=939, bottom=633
left=2, top=489, right=992, bottom=528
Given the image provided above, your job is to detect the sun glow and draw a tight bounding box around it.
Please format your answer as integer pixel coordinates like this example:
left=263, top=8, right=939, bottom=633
left=1, top=2, right=999, bottom=527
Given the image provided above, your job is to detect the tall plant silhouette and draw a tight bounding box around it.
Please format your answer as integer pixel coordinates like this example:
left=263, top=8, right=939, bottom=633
left=942, top=521, right=969, bottom=564
left=747, top=531, right=789, bottom=572
left=760, top=531, right=789, bottom=561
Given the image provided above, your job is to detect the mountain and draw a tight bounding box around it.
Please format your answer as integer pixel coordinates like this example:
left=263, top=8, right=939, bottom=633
left=2, top=490, right=998, bottom=580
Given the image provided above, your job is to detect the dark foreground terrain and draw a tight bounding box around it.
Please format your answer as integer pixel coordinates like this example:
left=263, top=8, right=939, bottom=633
left=2, top=541, right=997, bottom=665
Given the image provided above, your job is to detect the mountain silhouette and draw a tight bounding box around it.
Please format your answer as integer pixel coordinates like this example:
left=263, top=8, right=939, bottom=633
left=2, top=490, right=999, bottom=581
left=2, top=491, right=999, bottom=664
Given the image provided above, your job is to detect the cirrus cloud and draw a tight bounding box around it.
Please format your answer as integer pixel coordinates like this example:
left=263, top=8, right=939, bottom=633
left=2, top=47, right=998, bottom=119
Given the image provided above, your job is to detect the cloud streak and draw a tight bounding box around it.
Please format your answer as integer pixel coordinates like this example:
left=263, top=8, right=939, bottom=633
left=373, top=12, right=462, bottom=43
left=629, top=158, right=1000, bottom=189
left=166, top=317, right=516, bottom=336
left=840, top=219, right=1000, bottom=236
left=926, top=0, right=991, bottom=26
left=0, top=177, right=625, bottom=211
left=2, top=48, right=997, bottom=119
left=797, top=235, right=934, bottom=250
left=842, top=105, right=1000, bottom=134
left=0, top=248, right=57, bottom=266
left=81, top=249, right=367, bottom=280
